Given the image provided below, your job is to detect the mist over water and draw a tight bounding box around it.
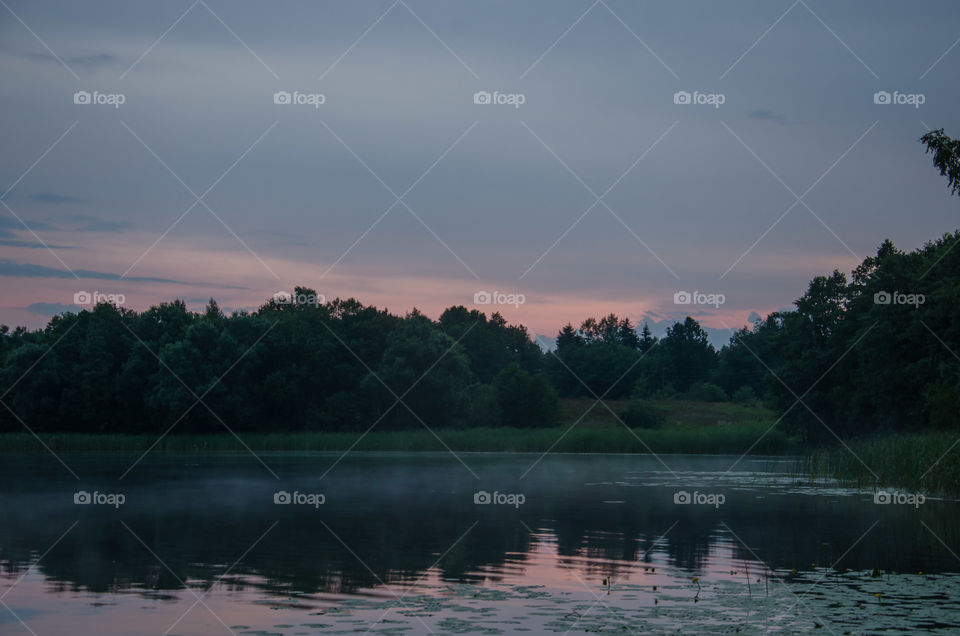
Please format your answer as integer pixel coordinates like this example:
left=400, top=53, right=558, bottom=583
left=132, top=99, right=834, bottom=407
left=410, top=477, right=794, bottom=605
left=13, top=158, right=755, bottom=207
left=3, top=453, right=960, bottom=633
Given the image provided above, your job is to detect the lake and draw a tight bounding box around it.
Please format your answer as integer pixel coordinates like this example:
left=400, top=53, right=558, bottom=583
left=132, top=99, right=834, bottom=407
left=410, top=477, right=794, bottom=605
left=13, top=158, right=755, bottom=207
left=2, top=451, right=959, bottom=634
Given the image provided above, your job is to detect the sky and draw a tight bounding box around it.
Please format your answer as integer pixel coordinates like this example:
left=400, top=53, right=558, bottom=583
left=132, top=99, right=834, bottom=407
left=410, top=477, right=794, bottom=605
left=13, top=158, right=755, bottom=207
left=1, top=0, right=958, bottom=346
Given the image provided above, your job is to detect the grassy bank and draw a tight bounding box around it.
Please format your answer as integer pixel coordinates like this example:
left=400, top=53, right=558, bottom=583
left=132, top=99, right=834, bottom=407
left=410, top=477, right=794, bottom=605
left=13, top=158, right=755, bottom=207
left=0, top=400, right=793, bottom=455
left=803, top=432, right=960, bottom=497
left=0, top=423, right=792, bottom=454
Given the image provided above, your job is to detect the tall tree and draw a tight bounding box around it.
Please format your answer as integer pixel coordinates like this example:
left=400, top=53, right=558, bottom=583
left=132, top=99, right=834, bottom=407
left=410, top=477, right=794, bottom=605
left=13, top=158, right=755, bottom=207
left=921, top=128, right=960, bottom=195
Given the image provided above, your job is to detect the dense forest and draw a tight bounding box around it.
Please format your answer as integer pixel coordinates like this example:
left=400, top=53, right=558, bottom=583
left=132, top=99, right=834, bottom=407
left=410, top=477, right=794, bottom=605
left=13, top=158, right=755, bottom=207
left=0, top=224, right=957, bottom=443
left=0, top=130, right=957, bottom=442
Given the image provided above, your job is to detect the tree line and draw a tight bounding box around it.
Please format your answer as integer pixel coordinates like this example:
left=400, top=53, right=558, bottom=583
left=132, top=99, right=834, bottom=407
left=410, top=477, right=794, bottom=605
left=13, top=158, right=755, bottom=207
left=0, top=227, right=957, bottom=442
left=0, top=129, right=957, bottom=440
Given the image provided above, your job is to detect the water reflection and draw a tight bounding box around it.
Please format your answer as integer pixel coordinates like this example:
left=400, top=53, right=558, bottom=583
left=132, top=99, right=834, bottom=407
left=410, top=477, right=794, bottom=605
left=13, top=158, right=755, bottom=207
left=2, top=452, right=957, bottom=601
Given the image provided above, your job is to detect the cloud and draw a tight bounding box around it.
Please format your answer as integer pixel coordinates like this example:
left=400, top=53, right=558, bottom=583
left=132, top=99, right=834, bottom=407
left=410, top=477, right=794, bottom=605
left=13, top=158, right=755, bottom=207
left=0, top=217, right=54, bottom=238
left=23, top=192, right=85, bottom=204
left=2, top=209, right=131, bottom=232
left=0, top=44, right=117, bottom=71
left=65, top=52, right=117, bottom=69
left=0, top=239, right=76, bottom=249
left=66, top=214, right=130, bottom=232
left=24, top=302, right=80, bottom=316
left=0, top=260, right=245, bottom=288
left=746, top=108, right=790, bottom=125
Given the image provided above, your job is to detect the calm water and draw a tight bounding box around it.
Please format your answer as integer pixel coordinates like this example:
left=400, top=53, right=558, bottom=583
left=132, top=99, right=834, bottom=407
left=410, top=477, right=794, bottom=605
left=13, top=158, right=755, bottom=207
left=2, top=452, right=960, bottom=634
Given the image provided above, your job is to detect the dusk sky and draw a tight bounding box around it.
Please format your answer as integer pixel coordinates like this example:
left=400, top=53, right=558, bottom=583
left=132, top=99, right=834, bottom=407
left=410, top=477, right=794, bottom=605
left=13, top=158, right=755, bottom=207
left=2, top=0, right=958, bottom=344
